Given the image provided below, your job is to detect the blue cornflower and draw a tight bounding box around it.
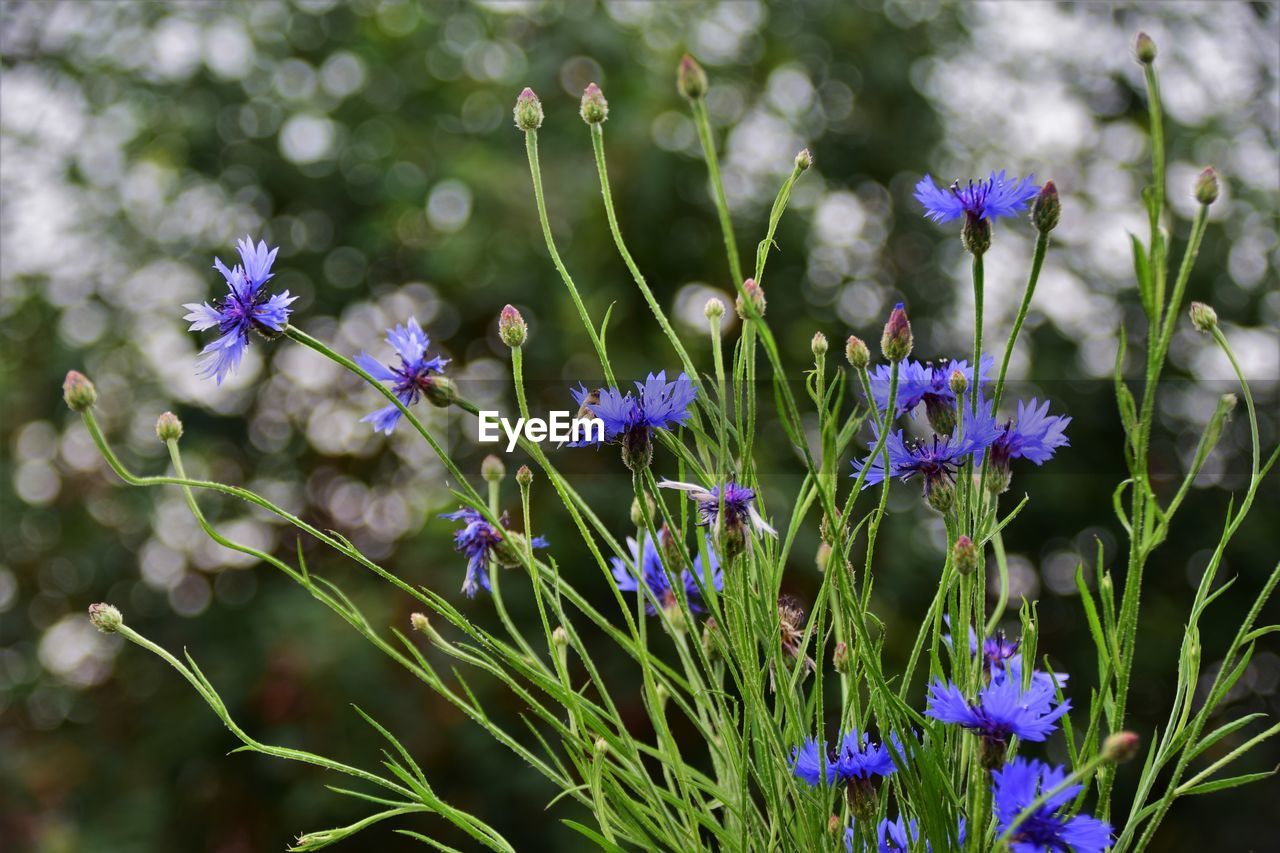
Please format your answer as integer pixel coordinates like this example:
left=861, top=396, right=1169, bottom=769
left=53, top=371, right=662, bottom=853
left=868, top=355, right=992, bottom=432
left=985, top=398, right=1071, bottom=492
left=355, top=318, right=450, bottom=434
left=943, top=621, right=1070, bottom=692
left=610, top=532, right=721, bottom=615
left=915, top=171, right=1039, bottom=224
left=791, top=729, right=904, bottom=818
left=845, top=816, right=966, bottom=853
left=570, top=372, right=697, bottom=469
left=183, top=236, right=295, bottom=384
left=441, top=507, right=547, bottom=598
left=926, top=676, right=1070, bottom=768
left=657, top=479, right=776, bottom=559
left=992, top=758, right=1113, bottom=853
left=851, top=401, right=1001, bottom=511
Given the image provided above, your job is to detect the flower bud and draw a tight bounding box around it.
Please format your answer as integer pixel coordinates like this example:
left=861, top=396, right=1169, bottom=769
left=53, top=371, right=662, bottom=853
left=845, top=336, right=869, bottom=370
left=811, top=332, right=828, bottom=359
left=410, top=612, right=429, bottom=633
left=1194, top=167, right=1219, bottom=206
left=630, top=494, right=655, bottom=527
left=516, top=464, right=533, bottom=487
left=1188, top=301, right=1217, bottom=333
left=653, top=681, right=669, bottom=708
left=481, top=454, right=506, bottom=483
left=1032, top=180, right=1060, bottom=234
left=88, top=602, right=122, bottom=633
left=736, top=278, right=766, bottom=319
left=815, top=542, right=832, bottom=573
left=498, top=304, right=527, bottom=348
left=1135, top=32, right=1157, bottom=64
left=925, top=476, right=955, bottom=514
left=658, top=524, right=685, bottom=573
left=1201, top=393, right=1236, bottom=454
left=704, top=297, right=725, bottom=325
left=925, top=392, right=957, bottom=436
left=948, top=369, right=968, bottom=398
left=961, top=212, right=992, bottom=255
left=551, top=626, right=568, bottom=647
left=880, top=303, right=912, bottom=363
left=794, top=148, right=813, bottom=171
left=677, top=54, right=708, bottom=101
left=424, top=376, right=457, bottom=408
left=827, top=814, right=842, bottom=836
left=513, top=87, right=543, bottom=131
left=62, top=370, right=97, bottom=412
left=579, top=82, right=608, bottom=125
left=832, top=640, right=850, bottom=673
left=1102, top=731, right=1141, bottom=763
left=155, top=411, right=183, bottom=442
left=953, top=535, right=979, bottom=576
left=594, top=736, right=609, bottom=756
left=702, top=617, right=722, bottom=660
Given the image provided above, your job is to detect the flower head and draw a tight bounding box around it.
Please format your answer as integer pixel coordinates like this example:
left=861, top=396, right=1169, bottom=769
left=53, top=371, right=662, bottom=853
left=944, top=621, right=1069, bottom=693
left=610, top=533, right=721, bottom=615
left=844, top=816, right=965, bottom=853
left=791, top=730, right=902, bottom=787
left=868, top=355, right=992, bottom=432
left=926, top=676, right=1070, bottom=767
left=184, top=237, right=294, bottom=384
left=985, top=398, right=1071, bottom=492
left=657, top=479, right=776, bottom=554
left=355, top=318, right=450, bottom=434
left=569, top=372, right=696, bottom=469
left=992, top=758, right=1112, bottom=853
left=915, top=171, right=1039, bottom=224
left=441, top=507, right=547, bottom=598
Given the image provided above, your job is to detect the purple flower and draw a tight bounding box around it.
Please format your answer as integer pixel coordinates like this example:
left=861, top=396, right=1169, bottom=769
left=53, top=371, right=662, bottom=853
left=943, top=621, right=1070, bottom=693
left=610, top=533, right=721, bottom=614
left=790, top=730, right=902, bottom=787
left=355, top=318, right=450, bottom=435
left=992, top=758, right=1113, bottom=853
left=791, top=737, right=834, bottom=786
left=184, top=236, right=295, bottom=384
left=441, top=507, right=547, bottom=598
left=926, top=676, right=1070, bottom=767
left=868, top=355, right=992, bottom=427
left=983, top=398, right=1071, bottom=492
left=569, top=372, right=696, bottom=468
left=657, top=480, right=776, bottom=538
left=915, top=171, right=1039, bottom=224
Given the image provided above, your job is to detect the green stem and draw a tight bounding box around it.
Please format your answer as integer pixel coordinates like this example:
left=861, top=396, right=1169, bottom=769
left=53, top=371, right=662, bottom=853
left=689, top=98, right=743, bottom=287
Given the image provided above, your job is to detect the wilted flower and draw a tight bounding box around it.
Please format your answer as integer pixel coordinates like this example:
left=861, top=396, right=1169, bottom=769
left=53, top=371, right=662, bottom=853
left=773, top=596, right=817, bottom=688
left=184, top=237, right=295, bottom=384
left=610, top=533, right=721, bottom=615
left=441, top=507, right=547, bottom=598
left=355, top=318, right=450, bottom=434
left=657, top=479, right=776, bottom=559
left=991, top=758, right=1112, bottom=852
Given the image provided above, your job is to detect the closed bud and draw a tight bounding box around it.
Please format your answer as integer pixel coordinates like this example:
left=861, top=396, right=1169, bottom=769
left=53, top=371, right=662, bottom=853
left=704, top=297, right=725, bottom=325
left=88, top=602, right=122, bottom=633
left=677, top=54, right=708, bottom=100
left=498, top=304, right=527, bottom=348
left=1194, top=167, right=1219, bottom=205
left=62, top=370, right=97, bottom=412
left=736, top=278, right=766, bottom=319
left=579, top=82, right=608, bottom=125
left=551, top=626, right=568, bottom=647
left=702, top=617, right=721, bottom=660
left=1103, top=731, right=1141, bottom=763
left=811, top=332, right=828, bottom=359
left=155, top=411, right=183, bottom=442
left=1135, top=32, right=1157, bottom=64
left=481, top=455, right=506, bottom=482
left=832, top=640, right=850, bottom=673
left=1188, top=301, right=1217, bottom=333
left=1032, top=180, right=1060, bottom=233
left=423, top=376, right=457, bottom=408
left=513, top=87, right=543, bottom=131
left=948, top=369, right=968, bottom=398
left=880, top=303, right=912, bottom=363
left=1202, top=393, right=1236, bottom=454
left=653, top=682, right=669, bottom=708
left=815, top=542, right=832, bottom=573
left=961, top=212, right=992, bottom=255
left=794, top=148, right=813, bottom=171
left=594, top=736, right=609, bottom=756
left=516, top=464, right=533, bottom=487
left=410, top=612, right=429, bottom=633
left=827, top=814, right=842, bottom=835
left=845, top=335, right=869, bottom=370
left=953, top=535, right=979, bottom=575
left=630, top=494, right=655, bottom=527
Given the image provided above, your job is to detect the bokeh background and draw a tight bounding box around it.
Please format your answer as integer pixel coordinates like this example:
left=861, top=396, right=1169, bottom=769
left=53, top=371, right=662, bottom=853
left=2, top=1, right=1277, bottom=850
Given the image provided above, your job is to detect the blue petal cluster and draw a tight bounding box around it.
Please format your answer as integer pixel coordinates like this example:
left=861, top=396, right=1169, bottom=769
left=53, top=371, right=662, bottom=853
left=868, top=355, right=991, bottom=420
left=915, top=171, right=1039, bottom=224
left=355, top=317, right=450, bottom=434
left=441, top=508, right=547, bottom=598
left=851, top=402, right=1001, bottom=490
left=988, top=398, right=1072, bottom=469
left=570, top=371, right=697, bottom=445
left=844, top=816, right=964, bottom=853
left=657, top=479, right=777, bottom=538
left=925, top=676, right=1069, bottom=747
left=791, top=730, right=903, bottom=786
left=992, top=758, right=1113, bottom=853
left=184, top=237, right=295, bottom=384
left=610, top=534, right=721, bottom=614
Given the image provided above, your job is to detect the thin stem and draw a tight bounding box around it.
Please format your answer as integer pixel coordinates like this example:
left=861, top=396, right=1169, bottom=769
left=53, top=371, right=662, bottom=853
left=689, top=98, right=743, bottom=287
